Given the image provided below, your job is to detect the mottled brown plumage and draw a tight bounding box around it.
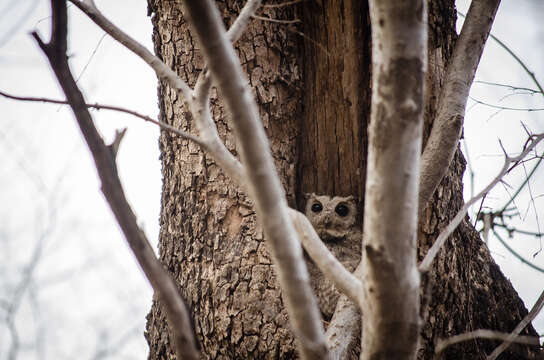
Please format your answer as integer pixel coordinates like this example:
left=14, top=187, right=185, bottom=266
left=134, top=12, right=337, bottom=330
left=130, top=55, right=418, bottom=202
left=304, top=193, right=361, bottom=320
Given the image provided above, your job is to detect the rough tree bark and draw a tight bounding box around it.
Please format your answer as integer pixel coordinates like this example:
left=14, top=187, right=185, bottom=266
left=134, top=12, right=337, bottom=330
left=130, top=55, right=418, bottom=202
left=145, top=0, right=540, bottom=359
left=145, top=1, right=304, bottom=358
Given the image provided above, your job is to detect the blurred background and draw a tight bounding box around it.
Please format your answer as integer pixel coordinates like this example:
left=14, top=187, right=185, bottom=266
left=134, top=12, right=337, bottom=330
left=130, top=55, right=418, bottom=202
left=0, top=0, right=542, bottom=359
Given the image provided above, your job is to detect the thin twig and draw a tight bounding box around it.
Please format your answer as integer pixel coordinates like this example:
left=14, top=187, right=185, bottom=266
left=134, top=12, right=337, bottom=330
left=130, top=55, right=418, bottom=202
left=460, top=11, right=544, bottom=217
left=474, top=80, right=541, bottom=94
left=493, top=222, right=544, bottom=237
left=487, top=287, right=544, bottom=359
left=469, top=96, right=544, bottom=112
left=252, top=14, right=300, bottom=24
left=492, top=229, right=544, bottom=274
left=434, top=329, right=538, bottom=359
left=0, top=90, right=206, bottom=146
left=420, top=133, right=544, bottom=272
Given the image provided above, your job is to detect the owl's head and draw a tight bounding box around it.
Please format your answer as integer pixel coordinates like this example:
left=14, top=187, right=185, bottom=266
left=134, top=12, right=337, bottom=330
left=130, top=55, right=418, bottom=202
left=304, top=193, right=358, bottom=240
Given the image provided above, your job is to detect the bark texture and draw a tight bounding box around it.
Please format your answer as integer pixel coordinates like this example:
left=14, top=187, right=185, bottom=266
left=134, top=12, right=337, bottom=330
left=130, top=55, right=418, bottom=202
left=145, top=0, right=541, bottom=359
left=145, top=1, right=302, bottom=358
left=297, top=0, right=370, bottom=203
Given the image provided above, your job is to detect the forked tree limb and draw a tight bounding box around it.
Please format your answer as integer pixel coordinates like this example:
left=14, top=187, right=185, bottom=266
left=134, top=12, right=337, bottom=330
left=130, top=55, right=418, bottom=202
left=32, top=1, right=200, bottom=359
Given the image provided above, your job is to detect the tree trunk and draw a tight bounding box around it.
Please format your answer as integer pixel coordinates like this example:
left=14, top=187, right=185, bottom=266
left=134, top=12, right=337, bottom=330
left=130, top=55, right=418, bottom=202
left=144, top=0, right=540, bottom=359
left=145, top=1, right=302, bottom=358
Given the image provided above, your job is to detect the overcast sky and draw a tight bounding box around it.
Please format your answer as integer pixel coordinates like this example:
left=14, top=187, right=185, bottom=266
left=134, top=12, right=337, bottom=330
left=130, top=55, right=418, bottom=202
left=0, top=1, right=543, bottom=359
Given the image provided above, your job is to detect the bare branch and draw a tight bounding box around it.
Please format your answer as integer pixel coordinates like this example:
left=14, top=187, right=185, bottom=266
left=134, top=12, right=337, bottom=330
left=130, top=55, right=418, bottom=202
left=420, top=133, right=544, bottom=272
left=181, top=0, right=329, bottom=357
left=68, top=0, right=193, bottom=104
left=492, top=229, right=544, bottom=274
left=487, top=288, right=544, bottom=359
left=325, top=263, right=363, bottom=360
left=290, top=209, right=362, bottom=304
left=469, top=96, right=544, bottom=112
left=434, top=329, right=539, bottom=358
left=32, top=1, right=200, bottom=358
left=0, top=90, right=206, bottom=147
left=252, top=14, right=301, bottom=24
left=227, top=0, right=262, bottom=43
left=418, top=0, right=501, bottom=216
left=474, top=80, right=542, bottom=94
left=483, top=18, right=544, bottom=96
left=493, top=222, right=544, bottom=238
left=190, top=0, right=263, bottom=186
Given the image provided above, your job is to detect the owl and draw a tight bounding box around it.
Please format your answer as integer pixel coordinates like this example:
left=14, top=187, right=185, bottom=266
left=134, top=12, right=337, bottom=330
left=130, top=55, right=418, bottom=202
left=304, top=193, right=362, bottom=321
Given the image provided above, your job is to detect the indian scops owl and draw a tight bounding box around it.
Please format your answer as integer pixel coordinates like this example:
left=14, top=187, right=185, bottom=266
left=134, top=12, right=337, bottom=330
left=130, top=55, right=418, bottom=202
left=304, top=193, right=362, bottom=321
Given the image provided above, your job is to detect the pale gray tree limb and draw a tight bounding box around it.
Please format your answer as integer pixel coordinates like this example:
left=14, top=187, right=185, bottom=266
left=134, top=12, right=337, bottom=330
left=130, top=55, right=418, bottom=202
left=290, top=209, right=362, bottom=304
left=418, top=0, right=501, bottom=216
left=324, top=263, right=363, bottom=360
left=31, top=1, right=200, bottom=358
left=362, top=1, right=427, bottom=358
left=181, top=1, right=329, bottom=357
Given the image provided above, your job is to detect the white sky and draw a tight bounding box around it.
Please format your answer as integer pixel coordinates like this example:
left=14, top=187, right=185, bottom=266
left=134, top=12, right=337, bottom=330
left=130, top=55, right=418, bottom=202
left=0, top=0, right=543, bottom=359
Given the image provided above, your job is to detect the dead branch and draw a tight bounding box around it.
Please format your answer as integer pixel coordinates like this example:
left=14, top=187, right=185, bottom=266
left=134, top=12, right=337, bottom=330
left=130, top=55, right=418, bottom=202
left=32, top=1, right=199, bottom=358
left=0, top=90, right=206, bottom=147
left=290, top=209, right=362, bottom=303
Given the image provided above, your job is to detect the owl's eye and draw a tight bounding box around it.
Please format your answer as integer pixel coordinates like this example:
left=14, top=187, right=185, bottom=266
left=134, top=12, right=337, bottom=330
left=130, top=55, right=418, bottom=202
left=311, top=202, right=323, bottom=213
left=335, top=204, right=349, bottom=217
